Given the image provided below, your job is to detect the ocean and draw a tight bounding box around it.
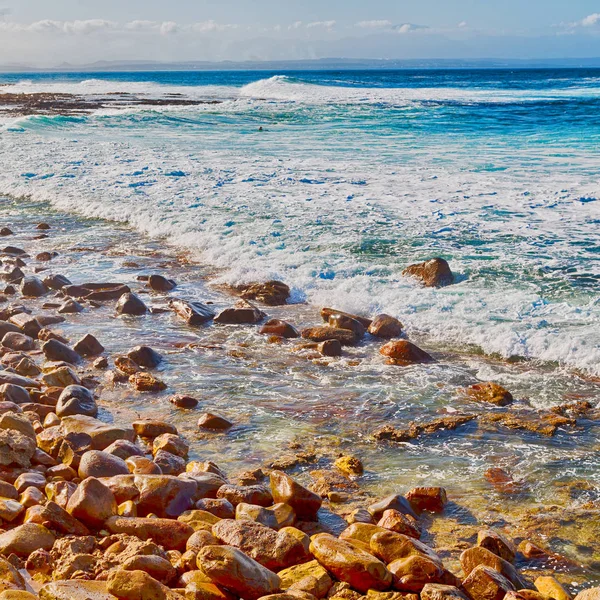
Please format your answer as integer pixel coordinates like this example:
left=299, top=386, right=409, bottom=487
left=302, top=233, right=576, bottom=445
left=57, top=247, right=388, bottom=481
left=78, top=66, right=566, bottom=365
left=0, top=70, right=599, bottom=565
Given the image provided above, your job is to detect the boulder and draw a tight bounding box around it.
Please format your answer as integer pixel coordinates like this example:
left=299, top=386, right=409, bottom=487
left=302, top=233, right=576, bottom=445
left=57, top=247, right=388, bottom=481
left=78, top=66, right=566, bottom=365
left=402, top=258, right=454, bottom=288
left=259, top=319, right=300, bottom=339
left=327, top=314, right=366, bottom=339
left=105, top=516, right=193, bottom=551
left=0, top=556, right=26, bottom=593
left=107, top=568, right=180, bottom=599
left=575, top=590, right=600, bottom=600
left=380, top=341, right=433, bottom=365
left=20, top=276, right=47, bottom=297
left=104, top=439, right=145, bottom=460
left=198, top=545, right=281, bottom=600
left=41, top=339, right=80, bottom=364
left=58, top=299, right=83, bottom=314
left=39, top=580, right=115, bottom=600
left=132, top=419, right=177, bottom=438
left=73, top=334, right=104, bottom=357
left=405, top=487, right=447, bottom=513
left=235, top=281, right=290, bottom=306
left=24, top=501, right=89, bottom=536
left=61, top=415, right=135, bottom=450
left=278, top=559, right=333, bottom=598
left=270, top=471, right=322, bottom=520
left=368, top=495, right=417, bottom=520
left=198, top=413, right=233, bottom=431
left=318, top=340, right=342, bottom=357
left=126, top=456, right=162, bottom=475
left=129, top=372, right=167, bottom=392
left=66, top=477, right=117, bottom=528
left=42, top=366, right=81, bottom=388
left=477, top=529, right=517, bottom=563
left=461, top=547, right=527, bottom=589
left=369, top=531, right=442, bottom=566
left=56, top=385, right=98, bottom=418
left=0, top=384, right=30, bottom=405
left=301, top=327, right=359, bottom=346
left=466, top=382, right=513, bottom=407
left=0, top=371, right=39, bottom=389
left=534, top=577, right=572, bottom=600
left=320, top=308, right=372, bottom=328
left=368, top=314, right=404, bottom=339
left=388, top=555, right=446, bottom=592
left=43, top=274, right=72, bottom=290
left=0, top=523, right=55, bottom=556
left=170, top=394, right=199, bottom=409
left=149, top=274, right=177, bottom=292
left=421, top=584, right=470, bottom=600
left=215, top=300, right=266, bottom=325
left=0, top=499, right=24, bottom=523
left=1, top=332, right=34, bottom=352
left=377, top=510, right=421, bottom=539
left=116, top=293, right=147, bottom=316
left=153, top=433, right=189, bottom=458
left=127, top=345, right=162, bottom=368
left=0, top=429, right=36, bottom=467
left=169, top=299, right=214, bottom=326
left=79, top=450, right=130, bottom=478
left=309, top=533, right=392, bottom=593
left=218, top=484, right=273, bottom=508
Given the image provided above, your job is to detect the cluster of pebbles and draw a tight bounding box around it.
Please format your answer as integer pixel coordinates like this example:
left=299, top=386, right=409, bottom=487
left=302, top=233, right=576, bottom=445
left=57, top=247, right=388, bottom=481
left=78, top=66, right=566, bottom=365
left=0, top=223, right=597, bottom=599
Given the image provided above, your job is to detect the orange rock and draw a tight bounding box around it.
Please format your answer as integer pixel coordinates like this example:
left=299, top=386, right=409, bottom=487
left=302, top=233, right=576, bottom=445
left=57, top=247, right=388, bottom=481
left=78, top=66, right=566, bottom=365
left=380, top=341, right=433, bottom=365
left=270, top=471, right=322, bottom=520
left=462, top=565, right=515, bottom=600
left=388, top=555, right=445, bottom=592
left=405, top=487, right=447, bottom=513
left=402, top=258, right=454, bottom=288
left=466, top=382, right=513, bottom=407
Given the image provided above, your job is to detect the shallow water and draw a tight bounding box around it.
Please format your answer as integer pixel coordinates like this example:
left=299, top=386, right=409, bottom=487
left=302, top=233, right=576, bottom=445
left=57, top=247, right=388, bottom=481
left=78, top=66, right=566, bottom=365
left=0, top=198, right=598, bottom=583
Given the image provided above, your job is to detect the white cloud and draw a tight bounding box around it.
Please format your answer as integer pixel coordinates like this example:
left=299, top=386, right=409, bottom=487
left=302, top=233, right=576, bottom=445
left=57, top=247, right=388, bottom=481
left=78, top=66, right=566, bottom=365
left=306, top=20, right=336, bottom=31
left=392, top=23, right=428, bottom=34
left=288, top=21, right=303, bottom=30
left=581, top=13, right=600, bottom=27
left=458, top=21, right=468, bottom=28
left=356, top=20, right=393, bottom=29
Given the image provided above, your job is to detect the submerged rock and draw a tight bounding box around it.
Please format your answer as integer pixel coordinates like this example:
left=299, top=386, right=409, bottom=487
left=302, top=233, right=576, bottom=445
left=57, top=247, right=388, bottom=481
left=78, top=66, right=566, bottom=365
left=148, top=273, right=177, bottom=291
left=380, top=340, right=433, bottom=365
left=402, top=258, right=454, bottom=288
left=127, top=345, right=162, bottom=368
left=234, top=280, right=290, bottom=306
left=466, top=382, right=513, bottom=407
left=368, top=314, right=404, bottom=338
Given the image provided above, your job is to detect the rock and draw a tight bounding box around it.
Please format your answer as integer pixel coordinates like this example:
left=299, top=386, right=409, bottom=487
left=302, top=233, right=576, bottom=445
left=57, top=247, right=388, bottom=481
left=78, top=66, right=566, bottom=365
left=42, top=366, right=81, bottom=388
left=368, top=495, right=417, bottom=520
left=235, top=281, right=290, bottom=306
left=402, top=258, right=454, bottom=288
left=93, top=356, right=108, bottom=369
left=198, top=545, right=281, bottom=600
left=217, top=484, right=272, bottom=507
left=1, top=332, right=34, bottom=351
left=169, top=299, right=215, bottom=326
left=129, top=372, right=167, bottom=392
left=260, top=319, right=300, bottom=338
left=116, top=293, right=147, bottom=316
left=108, top=568, right=180, bottom=599
left=334, top=456, right=363, bottom=476
left=43, top=274, right=72, bottom=290
left=106, top=516, right=193, bottom=551
left=278, top=559, right=333, bottom=598
left=369, top=531, right=441, bottom=565
left=212, top=519, right=311, bottom=570
left=198, top=413, right=233, bottom=430
left=327, top=314, right=366, bottom=339
left=0, top=384, right=30, bottom=405
left=346, top=508, right=374, bottom=525
left=0, top=412, right=35, bottom=439
left=115, top=355, right=139, bottom=375
left=0, top=523, right=55, bottom=556
left=368, top=314, right=404, bottom=339
left=215, top=300, right=266, bottom=325
left=467, top=382, right=513, bottom=407
left=310, top=533, right=392, bottom=593
left=198, top=498, right=235, bottom=519
left=0, top=228, right=12, bottom=236
left=420, top=584, right=470, bottom=600
left=153, top=433, right=189, bottom=458
left=0, top=591, right=37, bottom=599
left=405, top=487, right=447, bottom=513
left=20, top=276, right=47, bottom=297
left=170, top=394, right=199, bottom=409
left=235, top=502, right=279, bottom=528
left=79, top=450, right=130, bottom=478
left=61, top=415, right=135, bottom=450
left=73, top=334, right=104, bottom=357
left=127, top=345, right=162, bottom=368
left=37, top=222, right=50, bottom=229
left=0, top=370, right=39, bottom=389
left=133, top=419, right=177, bottom=438
left=9, top=314, right=41, bottom=338
left=0, top=429, right=36, bottom=467
left=0, top=481, right=18, bottom=501
left=134, top=474, right=197, bottom=517
left=301, top=327, right=359, bottom=346
left=388, top=554, right=445, bottom=592
left=42, top=339, right=80, bottom=364
left=462, top=566, right=515, bottom=600
left=66, top=477, right=117, bottom=528
left=380, top=341, right=433, bottom=365
left=0, top=499, right=24, bottom=523
left=575, top=590, right=600, bottom=600
left=105, top=439, right=144, bottom=460
left=377, top=510, right=421, bottom=539
left=477, top=529, right=517, bottom=563
left=56, top=385, right=98, bottom=418
left=14, top=472, right=45, bottom=492
left=39, top=580, right=115, bottom=600
left=318, top=339, right=342, bottom=357
left=25, top=501, right=90, bottom=535
left=534, top=577, right=572, bottom=600
left=270, top=471, right=322, bottom=520
left=0, top=556, right=26, bottom=593
left=320, top=308, right=372, bottom=329
left=0, top=323, right=21, bottom=339
left=149, top=274, right=177, bottom=292
left=58, top=299, right=83, bottom=314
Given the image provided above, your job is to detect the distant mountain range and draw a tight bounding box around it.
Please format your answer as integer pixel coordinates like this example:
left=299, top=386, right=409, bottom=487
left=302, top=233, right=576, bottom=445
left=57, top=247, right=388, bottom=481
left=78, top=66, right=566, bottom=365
left=2, top=57, right=600, bottom=72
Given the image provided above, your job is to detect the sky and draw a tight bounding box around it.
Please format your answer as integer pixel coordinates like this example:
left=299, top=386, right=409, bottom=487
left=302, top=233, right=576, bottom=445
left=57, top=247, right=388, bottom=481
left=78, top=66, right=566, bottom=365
left=1, top=0, right=600, bottom=66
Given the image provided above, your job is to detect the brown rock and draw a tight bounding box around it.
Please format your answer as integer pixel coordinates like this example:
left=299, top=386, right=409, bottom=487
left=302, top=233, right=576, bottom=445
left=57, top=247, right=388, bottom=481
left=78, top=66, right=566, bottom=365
left=169, top=299, right=215, bottom=326
left=122, top=554, right=177, bottom=584
left=106, top=516, right=193, bottom=551
left=198, top=413, right=233, bottom=431
left=377, top=510, right=421, bottom=539
left=154, top=450, right=185, bottom=475
left=402, top=258, right=454, bottom=288
left=534, top=577, right=572, bottom=600
left=388, top=555, right=445, bottom=592
left=270, top=471, right=321, bottom=520
left=128, top=345, right=162, bottom=368
left=24, top=501, right=90, bottom=535
left=79, top=450, right=130, bottom=478
left=73, top=334, right=104, bottom=357
left=334, top=456, right=363, bottom=476
left=116, top=292, right=147, bottom=316
left=478, top=529, right=517, bottom=563
left=126, top=456, right=162, bottom=475
left=0, top=429, right=36, bottom=467
left=461, top=547, right=527, bottom=589
left=170, top=394, right=199, bottom=409
left=260, top=319, right=299, bottom=338
left=328, top=314, right=365, bottom=338
left=198, top=498, right=235, bottom=519
left=20, top=276, right=48, bottom=297
left=405, top=487, right=447, bottom=513
left=1, top=332, right=34, bottom=351
left=370, top=531, right=442, bottom=566
left=309, top=533, right=392, bottom=593
left=129, top=372, right=167, bottom=392
left=61, top=415, right=135, bottom=450
left=149, top=274, right=177, bottom=292
left=318, top=339, right=342, bottom=357
left=278, top=559, right=333, bottom=598
left=575, top=590, right=600, bottom=600
left=466, top=383, right=513, bottom=407
left=301, top=327, right=359, bottom=346
left=66, top=477, right=117, bottom=528
left=421, top=584, right=470, bottom=600
left=320, top=308, right=372, bottom=328
left=368, top=314, right=404, bottom=339
left=133, top=419, right=177, bottom=438
left=462, top=565, right=516, bottom=600
left=198, top=545, right=281, bottom=600
left=380, top=341, right=433, bottom=365
left=153, top=433, right=189, bottom=458
left=215, top=300, right=266, bottom=325
left=218, top=484, right=273, bottom=508
left=39, top=580, right=115, bottom=600
left=0, top=523, right=55, bottom=557
left=235, top=281, right=290, bottom=306
left=56, top=385, right=98, bottom=418
left=41, top=339, right=80, bottom=364
left=368, top=495, right=417, bottom=520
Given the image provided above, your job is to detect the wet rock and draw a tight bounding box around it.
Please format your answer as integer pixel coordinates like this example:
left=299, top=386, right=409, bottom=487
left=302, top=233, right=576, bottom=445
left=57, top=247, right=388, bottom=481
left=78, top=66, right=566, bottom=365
left=462, top=565, right=515, bottom=600
left=149, top=274, right=177, bottom=291
left=318, top=339, right=342, bottom=357
left=402, top=258, right=454, bottom=288
left=104, top=439, right=145, bottom=460
left=43, top=274, right=72, bottom=290
left=127, top=345, right=162, bottom=368
left=42, top=366, right=81, bottom=388
left=198, top=545, right=281, bottom=600
left=9, top=314, right=41, bottom=338
left=466, top=382, right=513, bottom=407
left=420, top=584, right=470, bottom=600
left=39, top=580, right=114, bottom=600
left=368, top=495, right=417, bottom=520
left=0, top=481, right=18, bottom=500
left=56, top=385, right=98, bottom=418
left=93, top=356, right=108, bottom=369
left=1, top=332, right=34, bottom=352
left=346, top=508, right=374, bottom=525
left=481, top=412, right=573, bottom=437
left=215, top=300, right=266, bottom=325
left=79, top=450, right=130, bottom=478
left=405, top=487, right=447, bottom=513
left=477, top=529, right=517, bottom=563
left=388, top=554, right=445, bottom=592
left=20, top=276, right=47, bottom=297
left=320, top=308, right=372, bottom=329
left=106, top=516, right=194, bottom=550
left=73, top=333, right=104, bottom=357
left=115, top=355, right=139, bottom=375
left=534, top=577, right=572, bottom=600
left=126, top=455, right=162, bottom=475
left=66, top=477, right=117, bottom=528
left=369, top=531, right=442, bottom=565
left=65, top=282, right=130, bottom=301
left=153, top=433, right=189, bottom=458
left=270, top=471, right=322, bottom=520
left=380, top=341, right=433, bottom=365
left=133, top=419, right=177, bottom=438
left=116, top=292, right=147, bottom=316
left=37, top=222, right=50, bottom=230
left=377, top=510, right=421, bottom=539
left=368, top=314, right=404, bottom=339
left=460, top=547, right=527, bottom=589
left=373, top=415, right=476, bottom=444
left=0, top=523, right=55, bottom=556
left=169, top=299, right=215, bottom=326
left=170, top=394, right=199, bottom=409
left=234, top=280, right=290, bottom=306
left=0, top=228, right=12, bottom=236
left=575, top=589, right=600, bottom=600
left=0, top=384, right=30, bottom=405
left=217, top=484, right=273, bottom=507
left=0, top=322, right=21, bottom=338
left=58, top=299, right=83, bottom=314
left=0, top=498, right=24, bottom=523
left=235, top=502, right=279, bottom=528
left=197, top=498, right=235, bottom=519
left=310, top=533, right=392, bottom=593
left=198, top=413, right=233, bottom=431
left=135, top=474, right=197, bottom=518
left=334, top=456, right=363, bottom=477
left=212, top=519, right=311, bottom=570
left=14, top=471, right=45, bottom=492
left=260, top=319, right=300, bottom=338
left=328, top=313, right=366, bottom=339
left=129, top=372, right=167, bottom=392
left=301, top=327, right=359, bottom=346
left=41, top=339, right=80, bottom=364
left=0, top=556, right=26, bottom=593
left=278, top=559, right=333, bottom=598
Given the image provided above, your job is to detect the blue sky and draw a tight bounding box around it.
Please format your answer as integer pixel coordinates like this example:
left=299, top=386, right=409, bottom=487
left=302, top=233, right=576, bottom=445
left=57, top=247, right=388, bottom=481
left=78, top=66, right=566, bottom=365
left=1, top=0, right=600, bottom=65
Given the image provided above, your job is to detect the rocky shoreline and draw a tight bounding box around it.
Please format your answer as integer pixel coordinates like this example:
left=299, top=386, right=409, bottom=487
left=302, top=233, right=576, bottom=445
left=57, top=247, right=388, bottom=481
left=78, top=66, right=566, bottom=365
left=0, top=211, right=598, bottom=599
